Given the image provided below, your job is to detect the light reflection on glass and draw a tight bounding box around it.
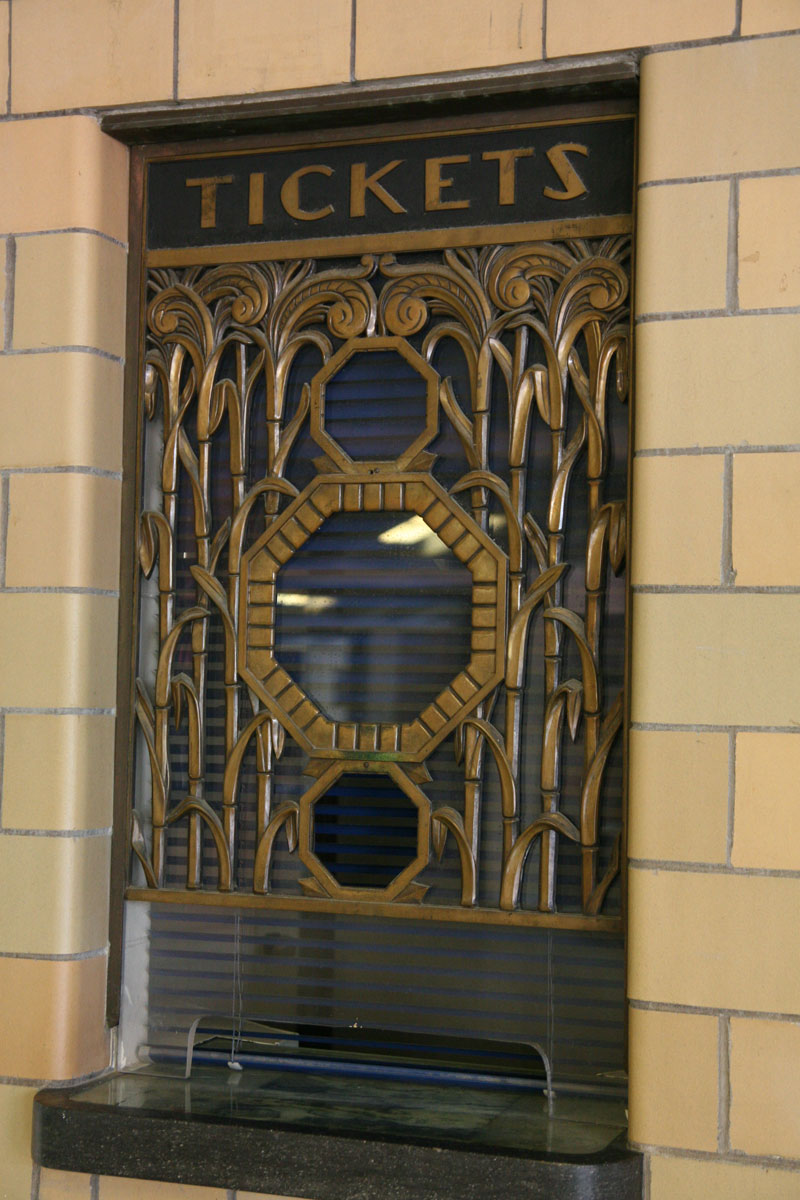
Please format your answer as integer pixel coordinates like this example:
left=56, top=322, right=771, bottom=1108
left=276, top=592, right=336, bottom=613
left=377, top=515, right=448, bottom=556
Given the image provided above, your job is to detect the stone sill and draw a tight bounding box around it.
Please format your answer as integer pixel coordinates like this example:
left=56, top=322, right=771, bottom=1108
left=33, top=1065, right=643, bottom=1199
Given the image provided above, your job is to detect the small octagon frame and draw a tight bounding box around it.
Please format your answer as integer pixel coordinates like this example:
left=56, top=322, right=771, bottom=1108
left=297, top=760, right=432, bottom=902
left=309, top=336, right=440, bottom=473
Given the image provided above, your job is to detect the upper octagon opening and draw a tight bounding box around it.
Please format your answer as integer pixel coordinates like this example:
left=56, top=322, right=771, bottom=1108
left=310, top=336, right=439, bottom=471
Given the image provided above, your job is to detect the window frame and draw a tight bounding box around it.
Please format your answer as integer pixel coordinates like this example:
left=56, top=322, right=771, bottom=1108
left=108, top=100, right=637, bottom=1085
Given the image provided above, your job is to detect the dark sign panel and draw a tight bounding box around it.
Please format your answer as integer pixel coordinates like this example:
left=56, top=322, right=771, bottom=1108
left=146, top=114, right=635, bottom=258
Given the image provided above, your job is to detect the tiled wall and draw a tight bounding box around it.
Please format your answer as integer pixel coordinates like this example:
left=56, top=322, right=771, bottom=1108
left=0, top=112, right=128, bottom=1200
left=629, top=32, right=800, bottom=1200
left=0, top=3, right=798, bottom=1199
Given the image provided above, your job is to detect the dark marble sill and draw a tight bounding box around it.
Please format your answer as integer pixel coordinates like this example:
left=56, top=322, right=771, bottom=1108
left=33, top=1066, right=643, bottom=1199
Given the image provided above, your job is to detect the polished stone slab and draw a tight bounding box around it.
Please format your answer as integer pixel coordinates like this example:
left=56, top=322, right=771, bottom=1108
left=34, top=1065, right=643, bottom=1199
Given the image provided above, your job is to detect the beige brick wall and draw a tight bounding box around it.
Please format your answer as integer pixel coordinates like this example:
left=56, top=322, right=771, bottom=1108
left=0, top=4, right=798, bottom=1200
left=630, top=29, right=800, bottom=1200
left=0, top=115, right=125, bottom=1200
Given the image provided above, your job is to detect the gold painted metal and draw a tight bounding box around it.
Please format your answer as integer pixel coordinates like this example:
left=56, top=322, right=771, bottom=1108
left=131, top=227, right=630, bottom=925
left=542, top=144, right=590, bottom=201
left=480, top=148, right=535, bottom=206
left=349, top=161, right=407, bottom=218
left=126, top=887, right=622, bottom=932
left=296, top=761, right=432, bottom=902
left=185, top=176, right=234, bottom=228
left=238, top=469, right=507, bottom=763
left=145, top=214, right=632, bottom=268
left=424, top=155, right=472, bottom=211
left=309, top=337, right=440, bottom=472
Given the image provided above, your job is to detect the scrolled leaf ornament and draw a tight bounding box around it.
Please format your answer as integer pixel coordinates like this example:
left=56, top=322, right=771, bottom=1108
left=194, top=263, right=272, bottom=326
left=270, top=258, right=378, bottom=347
left=378, top=251, right=491, bottom=342
left=147, top=282, right=214, bottom=359
left=486, top=242, right=578, bottom=312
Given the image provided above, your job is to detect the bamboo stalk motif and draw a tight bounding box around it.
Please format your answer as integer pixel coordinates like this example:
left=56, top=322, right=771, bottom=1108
left=132, top=238, right=630, bottom=921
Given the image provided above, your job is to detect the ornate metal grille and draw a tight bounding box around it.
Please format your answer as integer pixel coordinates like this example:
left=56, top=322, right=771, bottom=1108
left=131, top=236, right=630, bottom=932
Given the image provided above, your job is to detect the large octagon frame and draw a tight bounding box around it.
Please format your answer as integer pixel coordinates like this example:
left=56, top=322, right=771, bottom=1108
left=238, top=472, right=508, bottom=763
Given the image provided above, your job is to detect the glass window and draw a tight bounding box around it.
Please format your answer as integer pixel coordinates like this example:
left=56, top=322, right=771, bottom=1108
left=119, top=106, right=634, bottom=1115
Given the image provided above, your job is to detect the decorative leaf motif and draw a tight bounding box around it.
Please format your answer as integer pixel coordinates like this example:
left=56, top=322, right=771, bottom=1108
left=431, top=807, right=477, bottom=906
left=566, top=681, right=584, bottom=741
left=222, top=709, right=280, bottom=814
left=506, top=563, right=568, bottom=692
left=457, top=718, right=517, bottom=829
left=154, top=606, right=206, bottom=709
left=253, top=802, right=301, bottom=894
left=500, top=813, right=581, bottom=911
left=544, top=606, right=599, bottom=716
left=608, top=502, right=627, bottom=573
left=379, top=252, right=491, bottom=343
left=432, top=815, right=448, bottom=862
left=439, top=378, right=480, bottom=468
left=139, top=514, right=156, bottom=578
left=273, top=383, right=311, bottom=478
left=509, top=368, right=537, bottom=468
left=194, top=263, right=272, bottom=326
left=532, top=364, right=550, bottom=426
left=284, top=808, right=298, bottom=854
left=523, top=514, right=549, bottom=573
left=208, top=377, right=233, bottom=437
left=190, top=565, right=236, bottom=678
left=170, top=673, right=202, bottom=785
left=171, top=676, right=183, bottom=731
left=148, top=283, right=214, bottom=362
left=450, top=469, right=520, bottom=571
left=486, top=242, right=577, bottom=313
left=580, top=691, right=624, bottom=844
left=228, top=476, right=299, bottom=574
left=541, top=680, right=583, bottom=803
left=550, top=257, right=629, bottom=346
left=488, top=336, right=513, bottom=391
left=130, top=811, right=158, bottom=890
left=209, top=518, right=231, bottom=576
left=271, top=259, right=377, bottom=348
left=586, top=832, right=621, bottom=916
left=139, top=511, right=173, bottom=590
left=165, top=796, right=232, bottom=891
left=548, top=419, right=587, bottom=533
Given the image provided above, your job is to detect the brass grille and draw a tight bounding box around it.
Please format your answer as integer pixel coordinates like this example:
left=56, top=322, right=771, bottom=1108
left=130, top=237, right=630, bottom=931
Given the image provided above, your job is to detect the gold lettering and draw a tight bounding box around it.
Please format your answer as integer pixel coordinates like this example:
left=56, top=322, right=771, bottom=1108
left=185, top=175, right=234, bottom=229
left=280, top=165, right=335, bottom=221
left=481, top=148, right=534, bottom=206
left=248, top=172, right=265, bottom=225
left=543, top=143, right=589, bottom=201
left=350, top=160, right=407, bottom=218
left=425, top=155, right=471, bottom=212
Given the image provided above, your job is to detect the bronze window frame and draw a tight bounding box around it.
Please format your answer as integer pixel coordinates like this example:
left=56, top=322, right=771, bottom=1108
left=108, top=100, right=636, bottom=1051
